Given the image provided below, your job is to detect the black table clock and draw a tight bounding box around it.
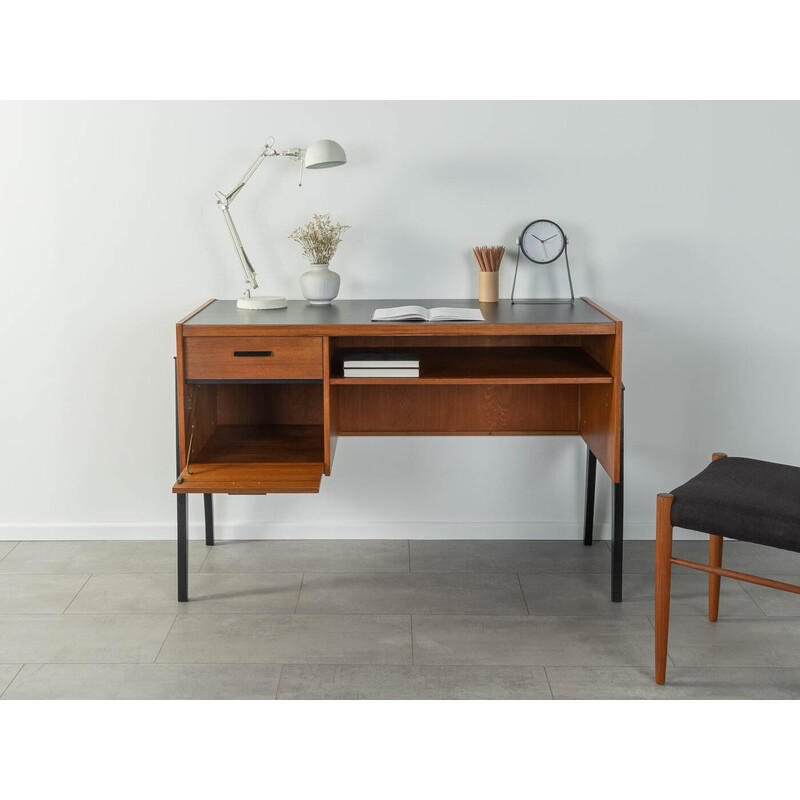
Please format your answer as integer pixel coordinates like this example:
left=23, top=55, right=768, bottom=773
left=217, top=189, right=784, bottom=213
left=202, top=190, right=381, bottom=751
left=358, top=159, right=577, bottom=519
left=510, top=219, right=575, bottom=304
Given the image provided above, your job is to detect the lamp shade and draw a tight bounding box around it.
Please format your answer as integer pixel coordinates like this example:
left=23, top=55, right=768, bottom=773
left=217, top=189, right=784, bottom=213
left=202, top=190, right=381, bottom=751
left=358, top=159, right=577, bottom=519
left=304, top=139, right=347, bottom=169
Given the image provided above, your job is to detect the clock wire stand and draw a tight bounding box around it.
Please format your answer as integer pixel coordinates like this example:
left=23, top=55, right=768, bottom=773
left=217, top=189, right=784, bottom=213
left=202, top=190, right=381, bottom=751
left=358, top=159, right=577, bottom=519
left=510, top=238, right=575, bottom=304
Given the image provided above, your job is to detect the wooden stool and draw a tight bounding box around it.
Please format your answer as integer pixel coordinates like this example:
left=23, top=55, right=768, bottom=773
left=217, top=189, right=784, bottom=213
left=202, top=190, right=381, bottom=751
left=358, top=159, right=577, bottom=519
left=656, top=452, right=800, bottom=684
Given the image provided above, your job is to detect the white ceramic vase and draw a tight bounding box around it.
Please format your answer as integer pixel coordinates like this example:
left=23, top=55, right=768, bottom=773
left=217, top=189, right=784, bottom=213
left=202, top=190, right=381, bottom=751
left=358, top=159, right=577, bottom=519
left=300, top=263, right=340, bottom=305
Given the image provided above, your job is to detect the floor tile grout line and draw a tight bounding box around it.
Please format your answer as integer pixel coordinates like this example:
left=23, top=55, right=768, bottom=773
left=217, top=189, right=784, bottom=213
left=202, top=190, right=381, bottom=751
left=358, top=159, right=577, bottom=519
left=197, top=545, right=213, bottom=572
left=644, top=616, right=676, bottom=667
left=274, top=664, right=284, bottom=700
left=61, top=574, right=94, bottom=615
left=410, top=615, right=414, bottom=665
left=0, top=542, right=21, bottom=565
left=8, top=661, right=800, bottom=669
left=152, top=614, right=180, bottom=663
left=646, top=614, right=679, bottom=669
left=294, top=574, right=305, bottom=613
left=4, top=570, right=309, bottom=576
left=737, top=580, right=770, bottom=618
left=8, top=661, right=800, bottom=672
left=516, top=574, right=531, bottom=615
left=542, top=666, right=555, bottom=699
left=0, top=570, right=214, bottom=576
left=0, top=613, right=710, bottom=622
left=0, top=664, right=25, bottom=699
left=12, top=565, right=791, bottom=575
left=0, top=612, right=680, bottom=620
left=407, top=540, right=411, bottom=573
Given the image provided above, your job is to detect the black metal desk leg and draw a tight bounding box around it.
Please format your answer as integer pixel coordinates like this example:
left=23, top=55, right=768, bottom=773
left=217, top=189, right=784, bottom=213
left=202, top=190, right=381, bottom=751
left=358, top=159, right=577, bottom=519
left=611, top=477, right=623, bottom=602
left=174, top=357, right=189, bottom=601
left=177, top=494, right=188, bottom=602
left=204, top=494, right=214, bottom=546
left=583, top=446, right=597, bottom=546
left=611, top=387, right=625, bottom=602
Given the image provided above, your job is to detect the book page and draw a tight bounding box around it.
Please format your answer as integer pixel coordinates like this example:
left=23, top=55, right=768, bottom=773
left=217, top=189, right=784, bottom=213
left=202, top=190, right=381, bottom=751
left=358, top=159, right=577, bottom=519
left=428, top=307, right=485, bottom=322
left=372, top=306, right=429, bottom=321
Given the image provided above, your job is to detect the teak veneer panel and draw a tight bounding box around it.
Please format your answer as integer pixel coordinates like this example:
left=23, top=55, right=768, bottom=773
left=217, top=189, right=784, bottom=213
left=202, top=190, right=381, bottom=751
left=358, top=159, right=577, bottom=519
left=215, top=384, right=323, bottom=426
left=323, top=337, right=338, bottom=475
left=184, top=335, right=323, bottom=380
left=579, top=321, right=623, bottom=482
left=181, top=384, right=218, bottom=473
left=194, top=424, right=323, bottom=464
left=173, top=462, right=323, bottom=494
left=337, top=384, right=579, bottom=434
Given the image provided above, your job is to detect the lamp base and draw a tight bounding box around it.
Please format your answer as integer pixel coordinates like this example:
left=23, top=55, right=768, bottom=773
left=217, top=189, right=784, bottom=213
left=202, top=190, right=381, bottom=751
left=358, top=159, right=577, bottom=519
left=236, top=295, right=287, bottom=310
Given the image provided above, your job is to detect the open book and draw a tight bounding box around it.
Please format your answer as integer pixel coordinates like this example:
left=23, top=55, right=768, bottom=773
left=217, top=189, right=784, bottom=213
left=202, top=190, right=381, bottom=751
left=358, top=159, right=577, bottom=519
left=372, top=306, right=485, bottom=322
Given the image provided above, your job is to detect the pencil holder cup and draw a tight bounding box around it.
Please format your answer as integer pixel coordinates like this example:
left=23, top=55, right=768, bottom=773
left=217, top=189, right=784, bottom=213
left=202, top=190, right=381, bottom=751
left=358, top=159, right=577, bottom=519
left=479, top=271, right=499, bottom=303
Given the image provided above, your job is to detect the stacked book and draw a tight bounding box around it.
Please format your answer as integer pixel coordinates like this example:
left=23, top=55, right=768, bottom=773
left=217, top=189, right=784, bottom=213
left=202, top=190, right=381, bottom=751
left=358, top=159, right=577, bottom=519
left=343, top=353, right=420, bottom=378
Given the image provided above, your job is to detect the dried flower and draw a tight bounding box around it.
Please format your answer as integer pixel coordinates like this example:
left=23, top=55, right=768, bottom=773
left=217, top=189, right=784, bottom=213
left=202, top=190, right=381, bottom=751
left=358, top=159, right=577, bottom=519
left=289, top=213, right=350, bottom=265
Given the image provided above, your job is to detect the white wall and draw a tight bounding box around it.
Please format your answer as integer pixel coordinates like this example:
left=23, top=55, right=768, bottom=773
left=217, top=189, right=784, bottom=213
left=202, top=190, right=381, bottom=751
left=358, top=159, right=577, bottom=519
left=2, top=101, right=799, bottom=541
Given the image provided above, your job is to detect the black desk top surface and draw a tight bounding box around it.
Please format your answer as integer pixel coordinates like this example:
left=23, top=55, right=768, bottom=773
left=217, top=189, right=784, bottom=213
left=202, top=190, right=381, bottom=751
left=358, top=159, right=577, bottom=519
left=185, top=298, right=616, bottom=328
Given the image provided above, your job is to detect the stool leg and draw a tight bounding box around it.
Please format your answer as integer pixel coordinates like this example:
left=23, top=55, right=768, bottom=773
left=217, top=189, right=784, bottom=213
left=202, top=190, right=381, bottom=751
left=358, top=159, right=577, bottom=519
left=655, top=493, right=674, bottom=685
left=708, top=453, right=727, bottom=622
left=709, top=535, right=723, bottom=621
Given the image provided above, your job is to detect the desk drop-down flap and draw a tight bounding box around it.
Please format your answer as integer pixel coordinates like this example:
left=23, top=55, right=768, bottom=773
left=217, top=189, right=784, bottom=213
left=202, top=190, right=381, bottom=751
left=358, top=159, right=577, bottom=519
left=173, top=462, right=323, bottom=494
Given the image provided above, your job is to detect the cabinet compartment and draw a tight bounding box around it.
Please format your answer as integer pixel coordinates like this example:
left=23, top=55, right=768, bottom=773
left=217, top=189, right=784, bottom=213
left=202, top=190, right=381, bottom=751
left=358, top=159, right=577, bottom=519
left=174, top=383, right=324, bottom=494
left=328, top=335, right=612, bottom=385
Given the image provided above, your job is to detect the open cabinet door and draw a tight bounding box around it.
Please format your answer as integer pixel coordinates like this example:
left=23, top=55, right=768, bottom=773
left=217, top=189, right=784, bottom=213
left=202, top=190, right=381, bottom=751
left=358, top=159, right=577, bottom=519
left=173, top=462, right=323, bottom=494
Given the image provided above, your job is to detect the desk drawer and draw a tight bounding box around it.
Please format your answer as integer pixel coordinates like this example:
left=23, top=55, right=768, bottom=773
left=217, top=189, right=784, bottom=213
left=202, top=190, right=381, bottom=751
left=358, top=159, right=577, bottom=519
left=184, top=336, right=323, bottom=380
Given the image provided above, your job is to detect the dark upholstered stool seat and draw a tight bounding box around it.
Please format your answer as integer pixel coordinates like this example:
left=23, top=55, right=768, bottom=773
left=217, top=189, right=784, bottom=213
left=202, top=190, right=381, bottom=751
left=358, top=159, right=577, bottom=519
left=656, top=452, right=800, bottom=685
left=671, top=456, right=800, bottom=553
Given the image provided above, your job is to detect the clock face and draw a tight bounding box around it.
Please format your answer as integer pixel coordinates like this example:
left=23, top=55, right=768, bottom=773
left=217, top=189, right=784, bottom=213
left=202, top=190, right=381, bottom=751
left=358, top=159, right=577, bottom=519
left=520, top=220, right=566, bottom=264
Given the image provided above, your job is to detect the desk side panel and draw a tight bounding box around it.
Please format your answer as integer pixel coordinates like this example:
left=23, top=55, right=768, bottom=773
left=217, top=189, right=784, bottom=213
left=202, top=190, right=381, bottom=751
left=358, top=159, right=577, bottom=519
left=176, top=323, right=187, bottom=471
left=323, top=337, right=338, bottom=475
left=177, top=322, right=222, bottom=473
left=579, top=324, right=622, bottom=481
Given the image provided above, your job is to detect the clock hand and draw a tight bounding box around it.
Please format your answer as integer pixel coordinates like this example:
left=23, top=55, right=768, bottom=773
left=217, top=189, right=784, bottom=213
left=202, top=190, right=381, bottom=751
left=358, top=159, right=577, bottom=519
left=530, top=233, right=543, bottom=242
left=542, top=233, right=560, bottom=242
left=542, top=241, right=549, bottom=259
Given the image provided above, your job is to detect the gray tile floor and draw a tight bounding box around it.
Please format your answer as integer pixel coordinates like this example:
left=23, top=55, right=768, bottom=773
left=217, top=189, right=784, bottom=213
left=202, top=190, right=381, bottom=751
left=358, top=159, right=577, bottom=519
left=2, top=538, right=800, bottom=699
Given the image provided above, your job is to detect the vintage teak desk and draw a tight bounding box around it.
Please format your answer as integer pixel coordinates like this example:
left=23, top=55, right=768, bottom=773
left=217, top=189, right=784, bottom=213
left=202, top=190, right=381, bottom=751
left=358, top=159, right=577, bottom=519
left=173, top=298, right=624, bottom=601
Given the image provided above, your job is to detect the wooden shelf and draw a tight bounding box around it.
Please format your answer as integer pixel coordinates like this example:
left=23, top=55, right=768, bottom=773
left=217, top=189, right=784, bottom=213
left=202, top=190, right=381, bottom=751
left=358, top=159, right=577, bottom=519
left=194, top=424, right=324, bottom=464
left=331, top=347, right=612, bottom=385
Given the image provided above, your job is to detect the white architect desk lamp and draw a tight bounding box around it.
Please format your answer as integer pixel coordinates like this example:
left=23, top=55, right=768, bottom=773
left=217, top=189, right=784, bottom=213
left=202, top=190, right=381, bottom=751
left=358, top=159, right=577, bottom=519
left=215, top=137, right=347, bottom=310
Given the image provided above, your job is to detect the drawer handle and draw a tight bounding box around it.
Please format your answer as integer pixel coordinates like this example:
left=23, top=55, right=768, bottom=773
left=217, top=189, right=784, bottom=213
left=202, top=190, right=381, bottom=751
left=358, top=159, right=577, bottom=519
left=233, top=350, right=273, bottom=358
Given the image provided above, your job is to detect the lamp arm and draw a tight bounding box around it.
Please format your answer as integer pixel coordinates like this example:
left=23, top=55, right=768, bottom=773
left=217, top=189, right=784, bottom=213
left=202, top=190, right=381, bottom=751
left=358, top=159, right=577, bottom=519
left=220, top=146, right=273, bottom=205
left=219, top=138, right=303, bottom=205
left=219, top=204, right=259, bottom=291
left=215, top=137, right=304, bottom=294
